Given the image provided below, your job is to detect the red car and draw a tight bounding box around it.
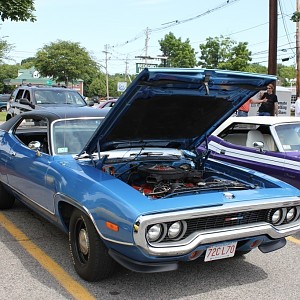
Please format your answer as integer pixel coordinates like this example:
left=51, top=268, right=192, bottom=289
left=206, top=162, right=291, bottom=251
left=97, top=99, right=117, bottom=109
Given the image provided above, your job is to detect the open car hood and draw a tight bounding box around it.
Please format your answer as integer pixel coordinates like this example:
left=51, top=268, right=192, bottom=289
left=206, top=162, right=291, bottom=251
left=83, top=68, right=275, bottom=155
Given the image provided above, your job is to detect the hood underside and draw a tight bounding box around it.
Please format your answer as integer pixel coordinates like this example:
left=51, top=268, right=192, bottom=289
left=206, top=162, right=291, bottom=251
left=83, top=68, right=276, bottom=155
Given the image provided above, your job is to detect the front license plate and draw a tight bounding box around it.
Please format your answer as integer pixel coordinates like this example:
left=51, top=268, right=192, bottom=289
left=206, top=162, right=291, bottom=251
left=204, top=242, right=237, bottom=262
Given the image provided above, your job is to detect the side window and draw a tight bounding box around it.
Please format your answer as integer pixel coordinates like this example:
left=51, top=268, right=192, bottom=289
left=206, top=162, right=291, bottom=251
left=15, top=89, right=25, bottom=100
left=14, top=116, right=49, bottom=154
left=23, top=90, right=31, bottom=101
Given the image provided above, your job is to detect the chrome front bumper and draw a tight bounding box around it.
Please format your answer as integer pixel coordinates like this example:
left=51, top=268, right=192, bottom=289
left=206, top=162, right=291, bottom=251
left=133, top=196, right=300, bottom=256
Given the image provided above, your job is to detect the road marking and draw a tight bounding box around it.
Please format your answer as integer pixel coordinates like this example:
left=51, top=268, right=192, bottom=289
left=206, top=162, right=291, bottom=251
left=287, top=236, right=300, bottom=245
left=0, top=212, right=96, bottom=300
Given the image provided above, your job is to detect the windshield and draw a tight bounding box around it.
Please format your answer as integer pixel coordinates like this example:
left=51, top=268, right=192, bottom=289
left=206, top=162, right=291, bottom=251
left=34, top=90, right=86, bottom=106
left=275, top=123, right=300, bottom=151
left=52, top=118, right=104, bottom=155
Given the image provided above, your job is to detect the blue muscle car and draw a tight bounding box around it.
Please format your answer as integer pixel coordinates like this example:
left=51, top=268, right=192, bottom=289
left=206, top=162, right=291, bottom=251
left=0, top=68, right=300, bottom=282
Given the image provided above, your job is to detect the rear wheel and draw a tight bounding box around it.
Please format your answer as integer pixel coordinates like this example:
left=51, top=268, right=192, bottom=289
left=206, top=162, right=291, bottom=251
left=0, top=182, right=15, bottom=209
left=69, top=209, right=116, bottom=281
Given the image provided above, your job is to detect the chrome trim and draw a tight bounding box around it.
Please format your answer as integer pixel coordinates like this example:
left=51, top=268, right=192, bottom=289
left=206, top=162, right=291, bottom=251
left=5, top=182, right=55, bottom=215
left=133, top=196, right=300, bottom=256
left=50, top=116, right=105, bottom=156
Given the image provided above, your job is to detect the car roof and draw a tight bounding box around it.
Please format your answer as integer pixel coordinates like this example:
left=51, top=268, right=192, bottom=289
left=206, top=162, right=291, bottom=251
left=14, top=85, right=82, bottom=94
left=213, top=116, right=300, bottom=135
left=0, top=107, right=110, bottom=131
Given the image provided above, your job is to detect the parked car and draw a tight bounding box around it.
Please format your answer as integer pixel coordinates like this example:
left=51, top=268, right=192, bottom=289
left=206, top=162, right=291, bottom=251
left=97, top=98, right=117, bottom=109
left=6, top=85, right=94, bottom=121
left=206, top=116, right=300, bottom=188
left=0, top=94, right=11, bottom=112
left=1, top=68, right=300, bottom=282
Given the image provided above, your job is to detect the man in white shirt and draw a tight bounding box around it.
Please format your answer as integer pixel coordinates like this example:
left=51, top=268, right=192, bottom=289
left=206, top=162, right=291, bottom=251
left=295, top=97, right=300, bottom=117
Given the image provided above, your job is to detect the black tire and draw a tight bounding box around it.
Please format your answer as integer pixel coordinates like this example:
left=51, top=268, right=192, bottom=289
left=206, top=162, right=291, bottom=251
left=0, top=182, right=15, bottom=209
left=69, top=209, right=116, bottom=282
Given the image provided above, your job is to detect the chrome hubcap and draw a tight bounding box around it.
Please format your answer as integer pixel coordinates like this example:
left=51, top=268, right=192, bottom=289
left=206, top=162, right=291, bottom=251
left=78, top=229, right=89, bottom=255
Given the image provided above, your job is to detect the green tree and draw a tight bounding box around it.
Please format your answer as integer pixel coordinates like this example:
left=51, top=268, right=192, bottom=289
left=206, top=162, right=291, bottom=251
left=35, top=40, right=99, bottom=86
left=20, top=57, right=36, bottom=68
left=244, top=63, right=267, bottom=74
left=0, top=0, right=36, bottom=22
left=0, top=39, right=13, bottom=62
left=277, top=64, right=296, bottom=87
left=87, top=73, right=107, bottom=98
left=198, top=35, right=252, bottom=71
left=158, top=32, right=196, bottom=68
left=0, top=64, right=18, bottom=92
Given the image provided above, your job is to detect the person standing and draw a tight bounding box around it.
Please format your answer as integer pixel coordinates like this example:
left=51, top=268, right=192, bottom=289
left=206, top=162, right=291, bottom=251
left=295, top=97, right=300, bottom=117
left=237, top=98, right=266, bottom=117
left=257, top=84, right=278, bottom=116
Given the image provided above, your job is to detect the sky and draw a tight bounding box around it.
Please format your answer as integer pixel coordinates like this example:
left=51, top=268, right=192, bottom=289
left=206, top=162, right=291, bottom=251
left=0, top=0, right=297, bottom=75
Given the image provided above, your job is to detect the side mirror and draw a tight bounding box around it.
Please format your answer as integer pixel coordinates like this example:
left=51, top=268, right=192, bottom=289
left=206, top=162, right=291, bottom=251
left=253, top=141, right=264, bottom=152
left=19, top=98, right=35, bottom=109
left=28, top=141, right=41, bottom=151
left=28, top=141, right=42, bottom=156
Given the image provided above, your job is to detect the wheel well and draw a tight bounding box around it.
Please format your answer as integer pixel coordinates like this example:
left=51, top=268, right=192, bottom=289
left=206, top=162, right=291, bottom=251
left=58, top=201, right=76, bottom=230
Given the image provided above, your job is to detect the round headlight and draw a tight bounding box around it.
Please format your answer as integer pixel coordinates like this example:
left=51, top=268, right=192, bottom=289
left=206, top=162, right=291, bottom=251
left=147, top=224, right=163, bottom=242
left=168, top=221, right=182, bottom=239
left=286, top=207, right=297, bottom=222
left=271, top=209, right=282, bottom=224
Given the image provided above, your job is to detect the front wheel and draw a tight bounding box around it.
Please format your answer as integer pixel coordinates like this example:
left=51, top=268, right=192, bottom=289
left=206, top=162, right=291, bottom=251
left=0, top=182, right=15, bottom=209
left=69, top=209, right=116, bottom=282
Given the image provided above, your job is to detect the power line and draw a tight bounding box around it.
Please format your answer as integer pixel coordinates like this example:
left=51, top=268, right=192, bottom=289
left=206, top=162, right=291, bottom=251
left=110, top=0, right=241, bottom=49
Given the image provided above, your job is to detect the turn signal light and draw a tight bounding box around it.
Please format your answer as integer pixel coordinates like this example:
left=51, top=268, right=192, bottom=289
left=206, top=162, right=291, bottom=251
left=106, top=221, right=119, bottom=232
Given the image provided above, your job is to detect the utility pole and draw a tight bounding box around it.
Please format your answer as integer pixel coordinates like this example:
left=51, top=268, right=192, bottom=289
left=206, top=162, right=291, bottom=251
left=268, top=0, right=278, bottom=85
left=296, top=0, right=300, bottom=97
left=103, top=44, right=110, bottom=100
left=145, top=27, right=150, bottom=64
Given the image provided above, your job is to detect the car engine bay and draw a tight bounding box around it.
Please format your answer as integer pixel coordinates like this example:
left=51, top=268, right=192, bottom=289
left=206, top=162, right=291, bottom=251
left=100, top=154, right=257, bottom=199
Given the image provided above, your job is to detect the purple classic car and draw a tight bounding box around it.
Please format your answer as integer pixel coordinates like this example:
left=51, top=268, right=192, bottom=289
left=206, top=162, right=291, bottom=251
left=1, top=68, right=300, bottom=282
left=207, top=116, right=300, bottom=188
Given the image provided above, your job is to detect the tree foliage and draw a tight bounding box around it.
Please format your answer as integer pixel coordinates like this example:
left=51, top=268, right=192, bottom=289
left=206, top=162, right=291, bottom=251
left=244, top=63, right=267, bottom=74
left=88, top=73, right=132, bottom=98
left=35, top=40, right=99, bottom=86
left=158, top=32, right=196, bottom=68
left=20, top=57, right=36, bottom=69
left=198, top=35, right=252, bottom=71
left=277, top=64, right=296, bottom=87
left=291, top=11, right=300, bottom=22
left=0, top=39, right=13, bottom=63
left=0, top=0, right=36, bottom=22
left=0, top=64, right=18, bottom=92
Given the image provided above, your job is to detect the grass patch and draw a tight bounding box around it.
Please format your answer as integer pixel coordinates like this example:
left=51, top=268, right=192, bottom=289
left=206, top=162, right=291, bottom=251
left=0, top=112, right=6, bottom=122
